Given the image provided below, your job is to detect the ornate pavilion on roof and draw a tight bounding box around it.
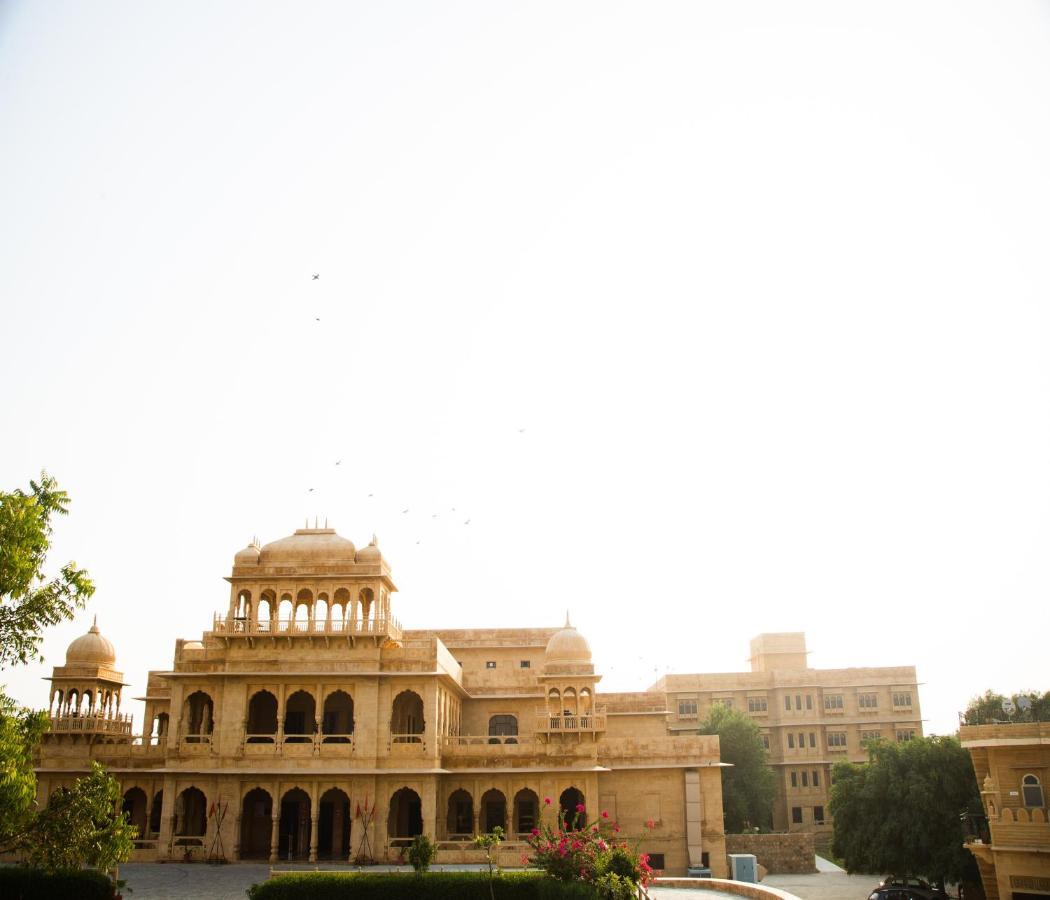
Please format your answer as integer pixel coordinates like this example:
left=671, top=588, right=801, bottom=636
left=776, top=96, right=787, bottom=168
left=34, top=525, right=728, bottom=876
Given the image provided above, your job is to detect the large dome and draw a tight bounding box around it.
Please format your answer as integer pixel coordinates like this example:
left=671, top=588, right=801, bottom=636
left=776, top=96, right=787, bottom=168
left=65, top=618, right=117, bottom=667
left=545, top=616, right=592, bottom=664
left=258, top=528, right=357, bottom=566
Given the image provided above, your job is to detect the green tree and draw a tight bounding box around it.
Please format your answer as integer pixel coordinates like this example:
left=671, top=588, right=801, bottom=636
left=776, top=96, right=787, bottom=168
left=15, top=762, right=136, bottom=873
left=0, top=694, right=49, bottom=850
left=963, top=689, right=1050, bottom=725
left=0, top=472, right=95, bottom=668
left=699, top=705, right=776, bottom=832
left=829, top=735, right=982, bottom=887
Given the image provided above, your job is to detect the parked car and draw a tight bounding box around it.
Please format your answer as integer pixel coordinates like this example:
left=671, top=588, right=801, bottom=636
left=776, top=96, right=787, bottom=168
left=868, top=879, right=947, bottom=900
left=879, top=878, right=948, bottom=898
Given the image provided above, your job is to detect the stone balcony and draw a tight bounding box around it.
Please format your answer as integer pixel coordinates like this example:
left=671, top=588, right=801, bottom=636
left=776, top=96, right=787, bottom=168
left=48, top=713, right=133, bottom=737
left=209, top=613, right=403, bottom=643
left=535, top=710, right=607, bottom=733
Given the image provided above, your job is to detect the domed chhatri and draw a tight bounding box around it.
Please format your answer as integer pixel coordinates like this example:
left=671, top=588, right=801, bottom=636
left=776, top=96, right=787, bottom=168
left=545, top=613, right=592, bottom=664
left=234, top=541, right=261, bottom=566
left=65, top=616, right=117, bottom=667
left=257, top=527, right=357, bottom=566
left=355, top=535, right=382, bottom=563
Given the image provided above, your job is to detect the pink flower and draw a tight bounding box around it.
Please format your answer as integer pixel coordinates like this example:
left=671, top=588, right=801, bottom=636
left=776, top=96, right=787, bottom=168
left=575, top=803, right=585, bottom=813
left=530, top=827, right=539, bottom=836
left=614, top=826, right=621, bottom=833
left=601, top=810, right=609, bottom=818
left=646, top=818, right=656, bottom=829
left=544, top=797, right=552, bottom=805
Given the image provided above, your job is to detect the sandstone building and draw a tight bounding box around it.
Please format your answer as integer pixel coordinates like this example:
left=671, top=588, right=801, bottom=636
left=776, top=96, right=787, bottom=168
left=653, top=632, right=923, bottom=840
left=35, top=526, right=729, bottom=876
left=961, top=722, right=1050, bottom=900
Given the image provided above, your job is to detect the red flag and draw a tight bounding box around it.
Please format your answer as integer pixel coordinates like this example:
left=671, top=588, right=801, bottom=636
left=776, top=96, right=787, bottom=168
left=355, top=802, right=361, bottom=819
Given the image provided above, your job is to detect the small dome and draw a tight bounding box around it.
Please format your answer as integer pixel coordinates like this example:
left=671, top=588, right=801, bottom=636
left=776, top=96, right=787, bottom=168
left=183, top=640, right=204, bottom=650
left=258, top=528, right=357, bottom=566
left=545, top=616, right=592, bottom=664
left=356, top=535, right=381, bottom=563
left=234, top=542, right=260, bottom=566
left=65, top=617, right=117, bottom=667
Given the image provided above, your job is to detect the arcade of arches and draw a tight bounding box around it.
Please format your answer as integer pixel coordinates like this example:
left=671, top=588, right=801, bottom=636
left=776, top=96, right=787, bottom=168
left=33, top=525, right=730, bottom=876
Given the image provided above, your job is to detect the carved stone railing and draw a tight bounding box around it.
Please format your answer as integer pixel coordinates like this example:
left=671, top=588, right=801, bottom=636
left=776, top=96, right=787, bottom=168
left=211, top=614, right=402, bottom=642
left=48, top=713, right=133, bottom=736
left=535, top=710, right=607, bottom=733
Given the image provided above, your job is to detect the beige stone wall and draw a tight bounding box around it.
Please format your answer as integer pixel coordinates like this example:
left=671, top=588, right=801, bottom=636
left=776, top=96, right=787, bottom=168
left=724, top=832, right=817, bottom=874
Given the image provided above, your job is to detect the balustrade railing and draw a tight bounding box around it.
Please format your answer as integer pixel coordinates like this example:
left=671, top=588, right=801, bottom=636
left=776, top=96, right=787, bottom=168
left=242, top=733, right=355, bottom=749
left=49, top=713, right=133, bottom=735
left=211, top=614, right=402, bottom=641
left=442, top=734, right=529, bottom=747
left=535, top=709, right=607, bottom=733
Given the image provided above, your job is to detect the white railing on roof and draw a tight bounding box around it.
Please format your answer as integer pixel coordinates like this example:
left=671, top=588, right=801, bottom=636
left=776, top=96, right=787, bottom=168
left=211, top=614, right=402, bottom=641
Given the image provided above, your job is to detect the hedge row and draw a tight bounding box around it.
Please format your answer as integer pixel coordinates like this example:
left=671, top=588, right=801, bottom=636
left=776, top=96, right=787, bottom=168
left=0, top=867, right=115, bottom=900
left=247, top=871, right=600, bottom=900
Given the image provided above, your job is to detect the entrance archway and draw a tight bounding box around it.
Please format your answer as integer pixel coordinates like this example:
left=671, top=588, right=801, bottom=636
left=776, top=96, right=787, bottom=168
left=122, top=787, right=148, bottom=839
left=388, top=787, right=423, bottom=842
left=318, top=788, right=351, bottom=860
left=279, top=788, right=311, bottom=860
left=559, top=786, right=586, bottom=829
left=240, top=788, right=273, bottom=860
left=447, top=789, right=474, bottom=838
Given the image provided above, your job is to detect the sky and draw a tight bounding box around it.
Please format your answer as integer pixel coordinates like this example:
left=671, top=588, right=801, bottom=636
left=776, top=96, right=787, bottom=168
left=1, top=2, right=1048, bottom=738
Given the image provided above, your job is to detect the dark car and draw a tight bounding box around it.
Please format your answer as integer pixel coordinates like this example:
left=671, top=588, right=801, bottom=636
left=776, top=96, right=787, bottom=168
left=869, top=886, right=944, bottom=898
left=879, top=878, right=949, bottom=898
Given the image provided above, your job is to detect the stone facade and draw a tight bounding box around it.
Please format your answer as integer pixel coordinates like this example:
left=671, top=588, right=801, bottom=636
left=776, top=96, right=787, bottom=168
left=654, top=632, right=922, bottom=838
left=723, top=833, right=816, bottom=875
left=34, top=526, right=728, bottom=876
left=961, top=722, right=1050, bottom=900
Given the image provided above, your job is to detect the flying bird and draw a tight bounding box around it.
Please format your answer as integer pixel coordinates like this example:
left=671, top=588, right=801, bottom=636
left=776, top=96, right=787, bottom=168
left=335, top=460, right=342, bottom=466
left=402, top=509, right=409, bottom=514
left=308, top=488, right=314, bottom=493
left=464, top=519, right=471, bottom=525
left=312, top=273, right=319, bottom=280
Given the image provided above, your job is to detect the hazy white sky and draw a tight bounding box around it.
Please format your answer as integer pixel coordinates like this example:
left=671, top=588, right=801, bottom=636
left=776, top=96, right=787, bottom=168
left=2, top=2, right=1048, bottom=737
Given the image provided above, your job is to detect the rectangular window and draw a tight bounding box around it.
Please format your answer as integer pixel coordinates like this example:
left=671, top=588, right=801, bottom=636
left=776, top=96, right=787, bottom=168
left=861, top=730, right=881, bottom=743
left=791, top=807, right=803, bottom=824
left=893, top=692, right=912, bottom=708
left=520, top=660, right=531, bottom=669
left=517, top=798, right=537, bottom=832
left=814, top=805, right=825, bottom=824
left=761, top=734, right=770, bottom=750
left=784, top=696, right=792, bottom=711
left=713, top=697, right=733, bottom=709
left=748, top=696, right=768, bottom=713
left=801, top=771, right=809, bottom=787
left=678, top=699, right=698, bottom=717
left=791, top=771, right=798, bottom=787
left=812, top=770, right=820, bottom=787
left=795, top=694, right=802, bottom=710
left=806, top=695, right=813, bottom=710
left=647, top=853, right=666, bottom=871
left=485, top=661, right=497, bottom=669
left=798, top=732, right=805, bottom=749
left=828, top=731, right=847, bottom=749
left=896, top=729, right=916, bottom=742
left=858, top=692, right=878, bottom=709
left=824, top=694, right=844, bottom=710
left=809, top=732, right=816, bottom=748
left=788, top=732, right=795, bottom=749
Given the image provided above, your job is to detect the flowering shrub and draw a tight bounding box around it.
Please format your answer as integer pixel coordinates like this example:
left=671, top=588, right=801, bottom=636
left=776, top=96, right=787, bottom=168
left=526, top=801, right=654, bottom=899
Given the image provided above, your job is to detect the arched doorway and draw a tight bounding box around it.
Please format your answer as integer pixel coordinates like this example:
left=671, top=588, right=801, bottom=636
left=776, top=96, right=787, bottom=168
left=322, top=691, right=354, bottom=742
left=481, top=789, right=507, bottom=833
left=279, top=788, right=311, bottom=860
left=447, top=789, right=474, bottom=838
left=184, top=691, right=214, bottom=742
left=559, top=786, right=586, bottom=829
left=317, top=788, right=351, bottom=860
left=513, top=789, right=539, bottom=836
left=391, top=691, right=424, bottom=743
left=122, top=787, right=148, bottom=839
left=246, top=691, right=278, bottom=742
left=240, top=788, right=272, bottom=860
left=388, top=788, right=422, bottom=843
left=149, top=791, right=164, bottom=834
left=176, top=787, right=208, bottom=836
left=284, top=691, right=316, bottom=743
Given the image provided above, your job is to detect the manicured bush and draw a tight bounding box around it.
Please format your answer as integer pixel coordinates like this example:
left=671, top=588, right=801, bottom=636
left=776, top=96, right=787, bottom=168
left=0, top=866, right=115, bottom=900
left=246, top=871, right=599, bottom=900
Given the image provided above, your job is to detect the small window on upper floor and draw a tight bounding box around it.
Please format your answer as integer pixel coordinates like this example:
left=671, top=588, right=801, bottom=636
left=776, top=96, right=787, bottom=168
left=784, top=695, right=792, bottom=711
left=1022, top=774, right=1044, bottom=808
left=486, top=661, right=497, bottom=669
left=520, top=660, right=531, bottom=668
left=801, top=771, right=809, bottom=787
left=824, top=694, right=844, bottom=710
left=678, top=699, right=698, bottom=717
left=791, top=771, right=798, bottom=787
left=791, top=807, right=803, bottom=824
left=748, top=696, right=768, bottom=713
left=892, top=691, right=912, bottom=707
left=896, top=729, right=916, bottom=742
left=787, top=732, right=795, bottom=749
left=858, top=692, right=878, bottom=709
left=805, top=695, right=813, bottom=710
left=761, top=734, right=770, bottom=750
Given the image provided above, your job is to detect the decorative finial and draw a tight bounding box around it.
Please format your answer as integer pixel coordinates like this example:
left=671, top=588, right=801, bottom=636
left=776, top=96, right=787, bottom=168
left=371, top=533, right=378, bottom=546
left=325, top=517, right=329, bottom=529
left=90, top=614, right=99, bottom=633
left=565, top=611, right=571, bottom=628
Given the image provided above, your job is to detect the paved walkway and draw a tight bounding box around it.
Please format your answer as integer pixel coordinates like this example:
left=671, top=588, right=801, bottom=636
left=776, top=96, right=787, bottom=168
left=121, top=860, right=876, bottom=900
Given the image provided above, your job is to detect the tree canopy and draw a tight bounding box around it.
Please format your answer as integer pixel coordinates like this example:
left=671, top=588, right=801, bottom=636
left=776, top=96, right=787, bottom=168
left=829, top=735, right=981, bottom=886
left=962, top=689, right=1050, bottom=725
left=699, top=704, right=776, bottom=832
left=0, top=472, right=94, bottom=668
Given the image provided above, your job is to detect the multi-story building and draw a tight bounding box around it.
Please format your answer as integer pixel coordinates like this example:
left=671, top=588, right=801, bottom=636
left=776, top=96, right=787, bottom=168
left=961, top=722, right=1050, bottom=900
left=653, top=632, right=922, bottom=841
left=34, top=525, right=729, bottom=876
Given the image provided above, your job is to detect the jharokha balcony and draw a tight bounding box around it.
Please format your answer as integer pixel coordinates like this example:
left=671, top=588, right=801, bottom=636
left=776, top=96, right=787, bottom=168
left=208, top=613, right=403, bottom=643
left=49, top=712, right=134, bottom=737
left=535, top=709, right=607, bottom=733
